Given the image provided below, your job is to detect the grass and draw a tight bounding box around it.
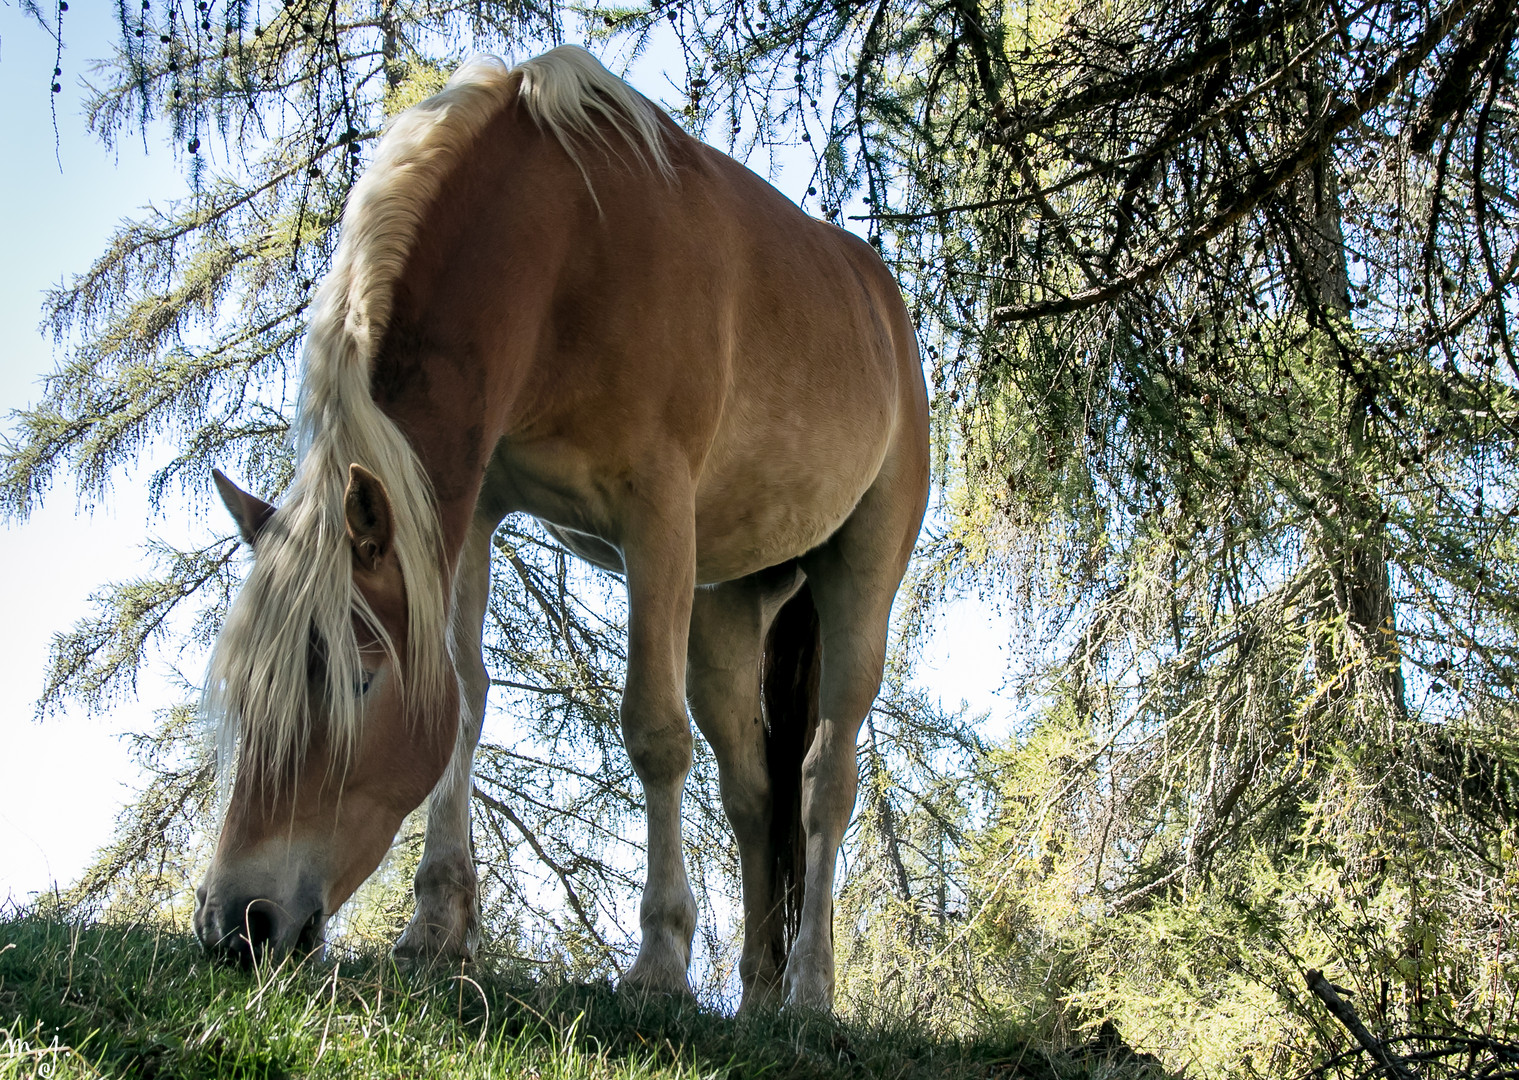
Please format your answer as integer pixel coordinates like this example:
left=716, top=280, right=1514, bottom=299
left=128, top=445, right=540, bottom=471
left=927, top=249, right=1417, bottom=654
left=0, top=910, right=1166, bottom=1079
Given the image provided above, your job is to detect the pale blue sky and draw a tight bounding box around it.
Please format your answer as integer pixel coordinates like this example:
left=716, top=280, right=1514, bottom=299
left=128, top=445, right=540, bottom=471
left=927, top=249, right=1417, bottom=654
left=0, top=1, right=194, bottom=901
left=0, top=4, right=1014, bottom=905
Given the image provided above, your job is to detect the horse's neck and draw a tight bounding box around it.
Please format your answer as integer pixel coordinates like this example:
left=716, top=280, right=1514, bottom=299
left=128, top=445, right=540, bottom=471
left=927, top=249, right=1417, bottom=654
left=362, top=106, right=609, bottom=572
left=399, top=409, right=488, bottom=576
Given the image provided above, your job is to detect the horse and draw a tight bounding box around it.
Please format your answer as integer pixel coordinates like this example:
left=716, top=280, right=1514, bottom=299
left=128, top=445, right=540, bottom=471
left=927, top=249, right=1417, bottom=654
left=193, top=44, right=928, bottom=1012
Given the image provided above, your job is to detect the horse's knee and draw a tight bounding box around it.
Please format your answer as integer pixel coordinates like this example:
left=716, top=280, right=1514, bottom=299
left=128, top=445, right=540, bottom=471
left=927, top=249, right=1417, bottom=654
left=623, top=719, right=693, bottom=787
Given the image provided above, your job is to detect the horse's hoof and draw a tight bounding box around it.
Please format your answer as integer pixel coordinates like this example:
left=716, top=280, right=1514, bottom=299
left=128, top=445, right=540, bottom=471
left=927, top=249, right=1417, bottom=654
left=736, top=976, right=784, bottom=1015
left=620, top=958, right=694, bottom=999
left=781, top=971, right=834, bottom=1014
left=393, top=919, right=475, bottom=969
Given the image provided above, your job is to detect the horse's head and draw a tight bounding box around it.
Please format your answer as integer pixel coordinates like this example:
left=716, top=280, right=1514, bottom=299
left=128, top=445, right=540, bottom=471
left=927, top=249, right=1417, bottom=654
left=193, top=465, right=457, bottom=966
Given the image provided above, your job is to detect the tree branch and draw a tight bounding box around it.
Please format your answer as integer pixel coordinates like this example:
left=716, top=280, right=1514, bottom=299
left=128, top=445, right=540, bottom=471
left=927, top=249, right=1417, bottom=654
left=472, top=784, right=620, bottom=970
left=993, top=0, right=1487, bottom=322
left=1306, top=969, right=1419, bottom=1080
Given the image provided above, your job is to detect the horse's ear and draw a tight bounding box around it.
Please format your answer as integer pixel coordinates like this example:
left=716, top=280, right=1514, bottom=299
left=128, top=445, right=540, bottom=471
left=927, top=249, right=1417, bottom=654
left=344, top=463, right=395, bottom=572
left=213, top=469, right=276, bottom=547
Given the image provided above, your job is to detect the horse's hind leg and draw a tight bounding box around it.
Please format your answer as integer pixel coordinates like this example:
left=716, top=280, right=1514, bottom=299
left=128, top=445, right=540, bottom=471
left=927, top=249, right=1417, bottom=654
left=394, top=516, right=494, bottom=962
left=788, top=454, right=927, bottom=1010
left=687, top=565, right=805, bottom=1011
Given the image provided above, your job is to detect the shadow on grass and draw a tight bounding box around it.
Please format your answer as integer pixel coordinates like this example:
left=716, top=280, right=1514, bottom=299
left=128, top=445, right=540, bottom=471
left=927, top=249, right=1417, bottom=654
left=0, top=908, right=1168, bottom=1079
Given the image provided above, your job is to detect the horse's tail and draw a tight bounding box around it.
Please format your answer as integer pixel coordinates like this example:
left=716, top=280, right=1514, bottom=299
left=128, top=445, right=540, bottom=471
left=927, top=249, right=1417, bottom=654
left=761, top=580, right=823, bottom=971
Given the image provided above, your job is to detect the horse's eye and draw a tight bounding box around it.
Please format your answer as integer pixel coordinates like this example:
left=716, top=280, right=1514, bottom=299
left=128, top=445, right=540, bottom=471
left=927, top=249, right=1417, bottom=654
left=354, top=671, right=374, bottom=696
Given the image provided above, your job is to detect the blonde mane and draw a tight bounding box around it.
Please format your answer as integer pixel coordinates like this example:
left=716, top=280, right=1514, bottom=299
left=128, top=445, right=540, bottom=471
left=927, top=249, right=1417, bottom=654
left=204, top=47, right=672, bottom=785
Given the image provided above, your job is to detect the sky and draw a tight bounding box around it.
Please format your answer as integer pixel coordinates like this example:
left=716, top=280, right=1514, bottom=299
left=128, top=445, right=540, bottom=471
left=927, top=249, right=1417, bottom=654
left=0, top=1, right=193, bottom=902
left=0, top=5, right=1016, bottom=906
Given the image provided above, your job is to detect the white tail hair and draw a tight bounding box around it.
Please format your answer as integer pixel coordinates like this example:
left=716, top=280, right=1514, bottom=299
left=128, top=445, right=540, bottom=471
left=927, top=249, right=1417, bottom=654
left=204, top=46, right=671, bottom=788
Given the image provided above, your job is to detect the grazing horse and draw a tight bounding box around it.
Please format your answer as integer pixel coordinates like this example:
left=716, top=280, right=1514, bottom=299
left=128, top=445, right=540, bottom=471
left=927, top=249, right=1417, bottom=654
left=193, top=45, right=928, bottom=1011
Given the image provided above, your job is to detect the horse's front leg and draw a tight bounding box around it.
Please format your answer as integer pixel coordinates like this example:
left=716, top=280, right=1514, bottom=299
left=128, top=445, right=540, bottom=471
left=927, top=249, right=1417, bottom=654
left=394, top=517, right=495, bottom=962
left=618, top=493, right=699, bottom=995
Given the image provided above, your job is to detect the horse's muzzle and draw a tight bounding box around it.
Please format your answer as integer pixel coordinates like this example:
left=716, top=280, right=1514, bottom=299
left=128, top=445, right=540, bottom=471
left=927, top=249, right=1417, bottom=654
left=194, top=885, right=325, bottom=967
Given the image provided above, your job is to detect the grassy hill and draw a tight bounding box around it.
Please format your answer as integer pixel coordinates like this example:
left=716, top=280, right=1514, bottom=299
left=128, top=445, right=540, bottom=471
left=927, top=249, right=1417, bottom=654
left=0, top=910, right=1165, bottom=1079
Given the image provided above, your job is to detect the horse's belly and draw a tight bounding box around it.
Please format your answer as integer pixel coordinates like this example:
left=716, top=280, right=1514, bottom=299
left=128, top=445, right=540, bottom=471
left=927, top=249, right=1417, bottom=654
left=691, top=458, right=878, bottom=583
left=691, top=505, right=834, bottom=583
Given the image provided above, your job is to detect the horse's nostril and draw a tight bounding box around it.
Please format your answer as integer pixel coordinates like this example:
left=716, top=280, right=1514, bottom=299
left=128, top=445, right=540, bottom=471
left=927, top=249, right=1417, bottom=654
left=205, top=899, right=278, bottom=968
left=195, top=885, right=207, bottom=907
left=244, top=904, right=276, bottom=956
left=203, top=895, right=320, bottom=967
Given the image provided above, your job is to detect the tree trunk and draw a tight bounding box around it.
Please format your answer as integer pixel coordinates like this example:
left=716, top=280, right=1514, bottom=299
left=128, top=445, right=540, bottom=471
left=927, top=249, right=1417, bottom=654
left=1298, top=117, right=1409, bottom=728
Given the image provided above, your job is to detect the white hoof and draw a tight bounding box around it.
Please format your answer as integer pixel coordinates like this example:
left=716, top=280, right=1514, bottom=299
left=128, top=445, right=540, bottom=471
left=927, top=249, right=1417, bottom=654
left=393, top=858, right=479, bottom=964
left=621, top=943, right=694, bottom=997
